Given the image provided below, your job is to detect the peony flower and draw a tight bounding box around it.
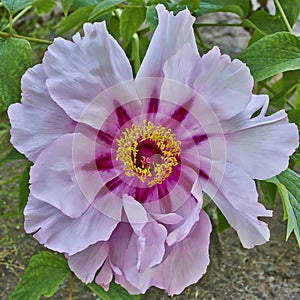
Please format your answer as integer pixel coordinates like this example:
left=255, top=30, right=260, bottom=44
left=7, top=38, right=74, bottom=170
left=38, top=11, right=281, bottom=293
left=8, top=4, right=298, bottom=296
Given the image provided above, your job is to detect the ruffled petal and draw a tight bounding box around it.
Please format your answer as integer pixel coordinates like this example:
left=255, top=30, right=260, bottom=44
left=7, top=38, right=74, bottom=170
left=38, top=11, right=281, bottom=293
left=122, top=195, right=167, bottom=272
left=43, top=22, right=133, bottom=122
left=162, top=44, right=253, bottom=120
left=222, top=95, right=299, bottom=179
left=137, top=4, right=197, bottom=79
left=24, top=195, right=118, bottom=255
left=95, top=260, right=113, bottom=291
left=30, top=132, right=118, bottom=218
left=123, top=210, right=212, bottom=296
left=202, top=161, right=272, bottom=248
left=8, top=64, right=76, bottom=162
left=68, top=242, right=108, bottom=283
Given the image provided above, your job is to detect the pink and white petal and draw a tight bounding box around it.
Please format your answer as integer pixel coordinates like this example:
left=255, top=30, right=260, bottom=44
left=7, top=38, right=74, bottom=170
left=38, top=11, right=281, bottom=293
left=162, top=45, right=253, bottom=120
left=122, top=195, right=167, bottom=272
left=137, top=4, right=197, bottom=79
left=223, top=96, right=299, bottom=180
left=166, top=196, right=202, bottom=246
left=68, top=242, right=108, bottom=283
left=124, top=210, right=212, bottom=296
left=43, top=22, right=133, bottom=122
left=30, top=133, right=116, bottom=218
left=203, top=162, right=272, bottom=249
left=8, top=65, right=76, bottom=162
left=24, top=195, right=119, bottom=255
left=95, top=260, right=113, bottom=291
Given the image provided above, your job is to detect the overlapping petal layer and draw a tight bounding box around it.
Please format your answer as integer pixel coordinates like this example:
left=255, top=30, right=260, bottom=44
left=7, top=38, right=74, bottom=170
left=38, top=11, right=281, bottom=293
left=8, top=3, right=299, bottom=297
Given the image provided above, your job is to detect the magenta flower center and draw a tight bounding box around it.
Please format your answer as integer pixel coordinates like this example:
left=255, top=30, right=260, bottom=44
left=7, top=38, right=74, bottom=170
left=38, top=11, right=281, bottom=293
left=116, top=120, right=181, bottom=186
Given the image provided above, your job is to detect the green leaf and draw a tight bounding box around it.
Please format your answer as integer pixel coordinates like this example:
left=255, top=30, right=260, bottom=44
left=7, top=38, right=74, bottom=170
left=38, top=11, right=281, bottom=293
left=243, top=11, right=285, bottom=36
left=89, top=0, right=125, bottom=21
left=216, top=207, right=230, bottom=233
left=287, top=109, right=300, bottom=129
left=18, top=162, right=31, bottom=214
left=33, top=0, right=56, bottom=15
left=278, top=0, right=300, bottom=27
left=3, top=0, right=35, bottom=14
left=58, top=4, right=96, bottom=34
left=0, top=38, right=32, bottom=109
left=294, top=83, right=300, bottom=109
left=87, top=280, right=142, bottom=300
left=266, top=169, right=300, bottom=246
left=120, top=7, right=146, bottom=49
left=260, top=180, right=277, bottom=208
left=238, top=32, right=300, bottom=82
left=61, top=0, right=74, bottom=15
left=9, top=252, right=69, bottom=300
left=195, top=0, right=249, bottom=18
left=107, top=15, right=120, bottom=40
left=145, top=5, right=158, bottom=31
left=73, top=0, right=99, bottom=9
left=175, top=0, right=200, bottom=11
left=0, top=147, right=26, bottom=166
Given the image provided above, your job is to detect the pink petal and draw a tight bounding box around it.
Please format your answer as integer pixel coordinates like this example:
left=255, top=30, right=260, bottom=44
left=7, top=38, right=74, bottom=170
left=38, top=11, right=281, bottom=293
left=137, top=4, right=197, bottom=79
left=162, top=44, right=253, bottom=120
left=166, top=196, right=202, bottom=246
left=223, top=95, right=299, bottom=179
left=30, top=133, right=117, bottom=218
left=8, top=64, right=76, bottom=162
left=122, top=195, right=167, bottom=272
left=124, top=210, right=212, bottom=296
left=24, top=195, right=119, bottom=255
left=68, top=242, right=108, bottom=283
left=202, top=161, right=272, bottom=248
left=95, top=260, right=113, bottom=291
left=43, top=22, right=133, bottom=122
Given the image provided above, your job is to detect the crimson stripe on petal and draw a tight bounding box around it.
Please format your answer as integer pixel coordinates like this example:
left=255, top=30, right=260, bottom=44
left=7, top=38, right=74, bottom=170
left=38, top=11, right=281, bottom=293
left=115, top=102, right=131, bottom=127
left=193, top=134, right=208, bottom=145
left=147, top=98, right=159, bottom=114
left=106, top=176, right=123, bottom=191
left=171, top=99, right=193, bottom=123
left=95, top=155, right=113, bottom=171
left=97, top=130, right=114, bottom=145
left=199, top=169, right=209, bottom=180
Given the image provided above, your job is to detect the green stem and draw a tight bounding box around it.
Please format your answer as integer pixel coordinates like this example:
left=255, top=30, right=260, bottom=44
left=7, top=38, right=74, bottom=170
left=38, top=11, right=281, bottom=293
left=0, top=30, right=52, bottom=44
left=194, top=23, right=243, bottom=28
left=9, top=14, right=13, bottom=35
left=68, top=273, right=74, bottom=300
left=274, top=0, right=293, bottom=33
left=131, top=33, right=140, bottom=75
left=3, top=6, right=32, bottom=31
left=194, top=27, right=210, bottom=53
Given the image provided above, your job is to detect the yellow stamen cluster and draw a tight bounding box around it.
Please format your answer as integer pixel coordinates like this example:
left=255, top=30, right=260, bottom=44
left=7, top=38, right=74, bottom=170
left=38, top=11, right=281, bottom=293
left=116, top=120, right=181, bottom=187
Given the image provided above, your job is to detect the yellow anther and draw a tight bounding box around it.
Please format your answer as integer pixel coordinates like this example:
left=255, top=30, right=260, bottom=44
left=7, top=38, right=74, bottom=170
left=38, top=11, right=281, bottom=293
left=116, top=120, right=181, bottom=186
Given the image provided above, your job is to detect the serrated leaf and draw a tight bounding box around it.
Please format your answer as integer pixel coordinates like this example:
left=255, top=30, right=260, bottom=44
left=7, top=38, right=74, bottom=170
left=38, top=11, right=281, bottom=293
left=238, top=32, right=300, bottom=82
left=9, top=252, right=69, bottom=300
left=195, top=0, right=249, bottom=18
left=0, top=38, right=32, bottom=108
left=58, top=4, right=96, bottom=34
left=61, top=0, right=74, bottom=15
left=216, top=207, right=230, bottom=233
left=89, top=0, right=124, bottom=21
left=33, top=0, right=56, bottom=15
left=2, top=0, right=35, bottom=14
left=120, top=7, right=146, bottom=48
left=87, top=280, right=142, bottom=300
left=266, top=169, right=300, bottom=246
left=18, top=162, right=31, bottom=213
left=145, top=5, right=158, bottom=31
left=243, top=10, right=285, bottom=36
